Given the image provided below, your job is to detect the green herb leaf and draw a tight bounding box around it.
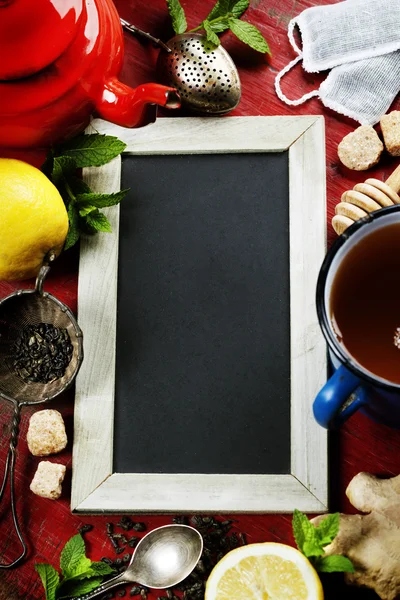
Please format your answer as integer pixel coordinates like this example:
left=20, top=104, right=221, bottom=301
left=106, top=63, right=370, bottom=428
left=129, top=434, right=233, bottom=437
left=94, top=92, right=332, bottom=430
left=68, top=176, right=92, bottom=195
left=58, top=134, right=126, bottom=168
left=65, top=204, right=81, bottom=250
left=85, top=210, right=112, bottom=233
left=206, top=0, right=230, bottom=21
left=85, top=562, right=115, bottom=576
left=231, top=0, right=249, bottom=18
left=56, top=576, right=103, bottom=599
left=78, top=204, right=97, bottom=217
left=41, top=150, right=55, bottom=178
left=51, top=156, right=77, bottom=186
left=315, top=513, right=340, bottom=547
left=315, top=555, right=355, bottom=573
left=303, top=540, right=325, bottom=558
left=292, top=509, right=319, bottom=556
left=166, top=0, right=187, bottom=34
left=207, top=18, right=230, bottom=33
left=60, top=534, right=89, bottom=580
left=76, top=190, right=129, bottom=209
left=203, top=20, right=221, bottom=47
left=35, top=564, right=60, bottom=600
left=228, top=17, right=271, bottom=54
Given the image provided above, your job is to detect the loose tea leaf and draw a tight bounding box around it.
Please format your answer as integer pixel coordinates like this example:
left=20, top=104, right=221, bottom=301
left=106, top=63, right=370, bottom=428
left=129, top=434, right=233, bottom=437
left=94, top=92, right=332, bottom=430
left=12, top=323, right=73, bottom=384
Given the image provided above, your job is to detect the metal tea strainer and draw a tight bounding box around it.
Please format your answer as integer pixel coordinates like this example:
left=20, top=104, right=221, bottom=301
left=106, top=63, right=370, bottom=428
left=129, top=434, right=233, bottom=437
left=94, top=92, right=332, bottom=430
left=0, top=255, right=83, bottom=568
left=121, top=19, right=241, bottom=114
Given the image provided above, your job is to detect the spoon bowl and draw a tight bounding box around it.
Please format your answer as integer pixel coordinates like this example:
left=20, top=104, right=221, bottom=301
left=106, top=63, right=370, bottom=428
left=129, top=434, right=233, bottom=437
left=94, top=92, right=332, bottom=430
left=78, top=524, right=203, bottom=599
left=124, top=524, right=203, bottom=588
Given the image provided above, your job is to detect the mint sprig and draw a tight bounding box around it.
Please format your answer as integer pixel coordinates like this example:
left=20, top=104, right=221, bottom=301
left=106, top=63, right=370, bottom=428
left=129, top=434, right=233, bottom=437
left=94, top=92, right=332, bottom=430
left=42, top=134, right=128, bottom=250
left=166, top=0, right=270, bottom=54
left=292, top=510, right=354, bottom=574
left=167, top=0, right=187, bottom=35
left=35, top=533, right=115, bottom=600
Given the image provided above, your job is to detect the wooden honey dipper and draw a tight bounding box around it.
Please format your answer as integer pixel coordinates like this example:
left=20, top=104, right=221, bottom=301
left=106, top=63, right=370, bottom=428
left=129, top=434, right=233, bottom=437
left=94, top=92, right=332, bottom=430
left=332, top=164, right=400, bottom=235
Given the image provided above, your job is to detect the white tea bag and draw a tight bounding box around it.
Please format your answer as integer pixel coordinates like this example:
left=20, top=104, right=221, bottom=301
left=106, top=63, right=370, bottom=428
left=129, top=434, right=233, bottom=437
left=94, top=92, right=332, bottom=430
left=288, top=0, right=400, bottom=73
left=319, top=51, right=400, bottom=125
left=275, top=0, right=400, bottom=124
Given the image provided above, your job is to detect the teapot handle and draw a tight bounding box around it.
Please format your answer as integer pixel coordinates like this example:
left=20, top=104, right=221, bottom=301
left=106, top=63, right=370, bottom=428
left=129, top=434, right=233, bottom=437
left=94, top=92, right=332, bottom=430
left=94, top=77, right=180, bottom=128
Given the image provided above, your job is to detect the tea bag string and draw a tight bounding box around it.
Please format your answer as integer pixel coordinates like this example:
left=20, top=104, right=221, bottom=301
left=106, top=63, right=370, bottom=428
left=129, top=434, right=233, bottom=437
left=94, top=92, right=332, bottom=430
left=275, top=18, right=320, bottom=106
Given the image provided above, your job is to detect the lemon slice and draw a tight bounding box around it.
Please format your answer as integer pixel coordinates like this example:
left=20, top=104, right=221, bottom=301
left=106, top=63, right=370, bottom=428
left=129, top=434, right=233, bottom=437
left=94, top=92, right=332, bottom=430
left=205, top=542, right=324, bottom=600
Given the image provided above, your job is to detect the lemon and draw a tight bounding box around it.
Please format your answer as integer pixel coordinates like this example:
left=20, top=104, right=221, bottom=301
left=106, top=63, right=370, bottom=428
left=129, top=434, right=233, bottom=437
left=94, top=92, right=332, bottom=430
left=205, top=542, right=324, bottom=600
left=0, top=158, right=68, bottom=281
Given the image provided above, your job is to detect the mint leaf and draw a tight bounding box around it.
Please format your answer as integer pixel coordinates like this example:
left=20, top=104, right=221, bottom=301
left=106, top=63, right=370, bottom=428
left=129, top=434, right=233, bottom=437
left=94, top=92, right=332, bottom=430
left=60, top=534, right=88, bottom=579
left=85, top=562, right=115, bottom=576
left=315, top=555, right=355, bottom=573
left=78, top=204, right=97, bottom=217
left=231, top=0, right=249, bottom=18
left=68, top=176, right=92, bottom=195
left=85, top=210, right=112, bottom=233
left=58, top=134, right=126, bottom=168
left=76, top=190, right=129, bottom=209
left=41, top=149, right=55, bottom=177
left=35, top=564, right=60, bottom=600
left=303, top=540, right=325, bottom=558
left=65, top=204, right=80, bottom=250
left=292, top=509, right=319, bottom=555
left=52, top=156, right=77, bottom=186
left=56, top=577, right=103, bottom=599
left=203, top=20, right=220, bottom=47
left=228, top=18, right=270, bottom=53
left=206, top=0, right=230, bottom=20
left=207, top=18, right=230, bottom=33
left=166, top=0, right=187, bottom=34
left=315, top=513, right=340, bottom=547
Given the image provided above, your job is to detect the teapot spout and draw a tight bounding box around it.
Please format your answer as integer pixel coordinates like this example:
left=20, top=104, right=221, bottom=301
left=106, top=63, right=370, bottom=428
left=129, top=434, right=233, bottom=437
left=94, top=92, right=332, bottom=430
left=95, top=78, right=180, bottom=128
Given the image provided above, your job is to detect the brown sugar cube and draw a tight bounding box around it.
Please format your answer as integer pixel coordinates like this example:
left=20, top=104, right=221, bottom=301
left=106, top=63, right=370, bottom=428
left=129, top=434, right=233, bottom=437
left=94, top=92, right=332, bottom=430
left=27, top=409, right=67, bottom=456
left=380, top=111, right=400, bottom=156
left=338, top=125, right=383, bottom=170
left=30, top=461, right=66, bottom=500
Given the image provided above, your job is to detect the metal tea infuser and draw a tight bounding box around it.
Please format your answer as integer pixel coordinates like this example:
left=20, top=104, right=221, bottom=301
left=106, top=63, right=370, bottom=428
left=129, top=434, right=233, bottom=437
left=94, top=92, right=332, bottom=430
left=77, top=524, right=203, bottom=599
left=0, top=254, right=83, bottom=568
left=121, top=19, right=241, bottom=114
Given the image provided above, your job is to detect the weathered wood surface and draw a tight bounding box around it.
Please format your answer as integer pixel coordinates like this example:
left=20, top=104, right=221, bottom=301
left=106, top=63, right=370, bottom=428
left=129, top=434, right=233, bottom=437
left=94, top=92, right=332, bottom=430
left=0, top=0, right=399, bottom=598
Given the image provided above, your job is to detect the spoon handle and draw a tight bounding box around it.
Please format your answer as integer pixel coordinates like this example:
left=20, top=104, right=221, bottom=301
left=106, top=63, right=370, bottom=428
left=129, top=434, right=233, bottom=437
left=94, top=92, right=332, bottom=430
left=77, top=573, right=127, bottom=599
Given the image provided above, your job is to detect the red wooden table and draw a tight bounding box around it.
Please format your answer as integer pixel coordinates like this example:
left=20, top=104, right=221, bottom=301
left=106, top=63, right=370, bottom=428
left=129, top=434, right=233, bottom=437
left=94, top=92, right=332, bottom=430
left=1, top=1, right=400, bottom=598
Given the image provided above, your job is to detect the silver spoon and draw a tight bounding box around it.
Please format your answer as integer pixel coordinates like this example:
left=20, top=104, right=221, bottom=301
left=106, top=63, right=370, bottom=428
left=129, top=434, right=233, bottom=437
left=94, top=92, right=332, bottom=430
left=77, top=525, right=203, bottom=599
left=121, top=19, right=241, bottom=115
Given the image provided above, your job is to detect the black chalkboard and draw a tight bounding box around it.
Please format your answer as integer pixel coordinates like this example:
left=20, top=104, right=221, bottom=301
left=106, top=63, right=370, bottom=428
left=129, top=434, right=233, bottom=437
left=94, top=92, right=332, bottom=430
left=113, top=152, right=290, bottom=475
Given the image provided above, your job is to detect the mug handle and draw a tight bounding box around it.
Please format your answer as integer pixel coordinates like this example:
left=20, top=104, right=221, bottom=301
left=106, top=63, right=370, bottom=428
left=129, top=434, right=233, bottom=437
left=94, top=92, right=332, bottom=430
left=313, top=365, right=367, bottom=428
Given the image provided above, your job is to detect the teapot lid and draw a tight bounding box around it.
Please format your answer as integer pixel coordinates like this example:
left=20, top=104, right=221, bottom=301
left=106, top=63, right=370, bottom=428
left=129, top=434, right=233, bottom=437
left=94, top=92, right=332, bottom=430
left=0, top=0, right=84, bottom=80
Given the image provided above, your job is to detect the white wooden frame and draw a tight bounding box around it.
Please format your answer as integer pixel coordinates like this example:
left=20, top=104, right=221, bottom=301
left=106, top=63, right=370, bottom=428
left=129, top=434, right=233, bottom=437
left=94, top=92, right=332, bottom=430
left=72, top=116, right=327, bottom=513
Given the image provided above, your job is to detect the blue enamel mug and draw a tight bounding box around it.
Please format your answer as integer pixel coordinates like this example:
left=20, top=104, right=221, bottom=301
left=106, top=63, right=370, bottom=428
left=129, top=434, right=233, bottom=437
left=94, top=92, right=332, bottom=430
left=313, top=205, right=400, bottom=429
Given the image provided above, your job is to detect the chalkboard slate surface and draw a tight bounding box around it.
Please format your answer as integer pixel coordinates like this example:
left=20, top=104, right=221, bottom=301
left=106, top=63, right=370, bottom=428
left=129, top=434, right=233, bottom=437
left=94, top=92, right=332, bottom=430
left=114, top=152, right=290, bottom=475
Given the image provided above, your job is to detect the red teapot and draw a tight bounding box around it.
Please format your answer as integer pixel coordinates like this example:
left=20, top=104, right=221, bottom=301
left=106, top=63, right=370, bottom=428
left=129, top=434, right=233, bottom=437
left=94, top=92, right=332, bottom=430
left=0, top=0, right=180, bottom=151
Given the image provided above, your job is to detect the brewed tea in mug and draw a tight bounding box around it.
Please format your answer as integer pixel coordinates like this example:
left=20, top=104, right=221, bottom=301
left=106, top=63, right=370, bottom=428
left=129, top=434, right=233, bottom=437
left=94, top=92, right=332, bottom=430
left=330, top=222, right=400, bottom=384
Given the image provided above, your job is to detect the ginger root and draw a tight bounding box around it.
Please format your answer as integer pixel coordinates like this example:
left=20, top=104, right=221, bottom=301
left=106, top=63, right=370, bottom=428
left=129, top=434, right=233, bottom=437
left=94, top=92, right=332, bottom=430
left=312, top=472, right=400, bottom=600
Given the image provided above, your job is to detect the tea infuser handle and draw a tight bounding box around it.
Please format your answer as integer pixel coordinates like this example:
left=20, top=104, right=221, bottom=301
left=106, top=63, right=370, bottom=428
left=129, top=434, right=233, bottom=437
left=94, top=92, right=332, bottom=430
left=120, top=18, right=171, bottom=53
left=0, top=402, right=27, bottom=568
left=313, top=365, right=367, bottom=428
left=77, top=572, right=127, bottom=599
left=35, top=251, right=56, bottom=295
